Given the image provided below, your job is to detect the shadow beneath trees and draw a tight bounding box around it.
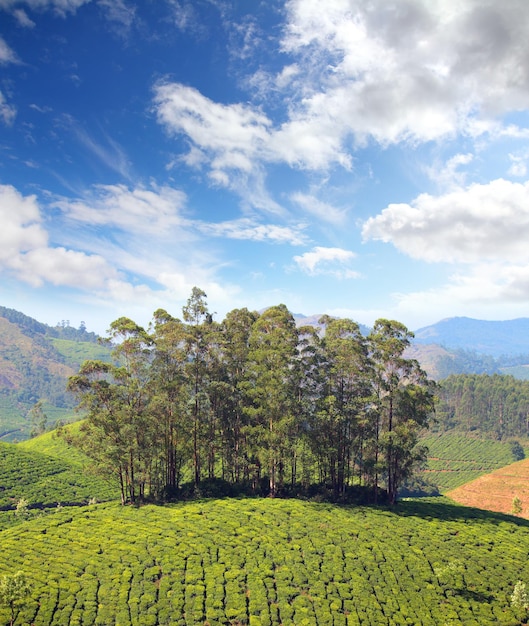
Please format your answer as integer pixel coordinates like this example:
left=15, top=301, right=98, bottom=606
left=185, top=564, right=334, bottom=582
left=393, top=496, right=529, bottom=527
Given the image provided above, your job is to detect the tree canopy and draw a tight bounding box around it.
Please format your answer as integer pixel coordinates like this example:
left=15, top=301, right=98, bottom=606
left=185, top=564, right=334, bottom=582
left=67, top=289, right=436, bottom=505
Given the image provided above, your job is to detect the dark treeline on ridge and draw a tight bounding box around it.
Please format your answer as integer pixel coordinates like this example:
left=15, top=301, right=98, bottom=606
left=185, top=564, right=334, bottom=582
left=436, top=373, right=529, bottom=439
left=66, top=288, right=436, bottom=507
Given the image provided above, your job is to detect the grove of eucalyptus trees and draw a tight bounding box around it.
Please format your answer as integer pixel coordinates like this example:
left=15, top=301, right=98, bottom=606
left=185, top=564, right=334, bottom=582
left=67, top=288, right=435, bottom=505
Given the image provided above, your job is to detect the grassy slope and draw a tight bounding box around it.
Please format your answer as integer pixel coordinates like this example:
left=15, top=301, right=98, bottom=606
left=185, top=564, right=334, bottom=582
left=0, top=427, right=119, bottom=510
left=1, top=498, right=528, bottom=625
left=421, top=433, right=520, bottom=492
left=447, top=458, right=529, bottom=519
left=49, top=338, right=112, bottom=369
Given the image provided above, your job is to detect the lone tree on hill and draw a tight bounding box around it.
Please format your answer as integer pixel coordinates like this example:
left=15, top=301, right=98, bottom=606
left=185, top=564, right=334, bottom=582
left=0, top=571, right=30, bottom=626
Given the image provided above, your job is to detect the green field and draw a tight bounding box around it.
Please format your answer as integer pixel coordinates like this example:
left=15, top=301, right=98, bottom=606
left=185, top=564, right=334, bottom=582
left=421, top=433, right=522, bottom=492
left=1, top=497, right=528, bottom=625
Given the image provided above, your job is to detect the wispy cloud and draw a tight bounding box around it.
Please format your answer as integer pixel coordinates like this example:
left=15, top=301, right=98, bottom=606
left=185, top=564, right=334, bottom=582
left=55, top=183, right=188, bottom=236
left=290, top=192, right=347, bottom=226
left=0, top=36, right=19, bottom=64
left=0, top=0, right=91, bottom=17
left=198, top=218, right=308, bottom=246
left=60, top=114, right=133, bottom=181
left=0, top=90, right=16, bottom=125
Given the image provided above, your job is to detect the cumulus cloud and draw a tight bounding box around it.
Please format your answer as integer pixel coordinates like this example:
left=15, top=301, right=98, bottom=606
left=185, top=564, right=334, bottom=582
left=280, top=0, right=529, bottom=147
left=153, top=83, right=271, bottom=174
left=362, top=179, right=529, bottom=264
left=0, top=184, right=123, bottom=290
left=0, top=185, right=47, bottom=262
left=152, top=0, right=529, bottom=219
left=55, top=183, right=188, bottom=236
left=293, top=246, right=359, bottom=278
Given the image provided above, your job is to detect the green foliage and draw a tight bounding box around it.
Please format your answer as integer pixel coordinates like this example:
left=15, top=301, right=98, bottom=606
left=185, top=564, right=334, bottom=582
left=511, top=580, right=529, bottom=615
left=512, top=497, right=523, bottom=516
left=511, top=440, right=526, bottom=461
left=0, top=498, right=529, bottom=625
left=420, top=433, right=520, bottom=492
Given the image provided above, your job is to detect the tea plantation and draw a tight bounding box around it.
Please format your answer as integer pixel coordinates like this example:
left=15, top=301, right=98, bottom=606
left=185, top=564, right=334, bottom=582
left=1, top=497, right=529, bottom=625
left=0, top=433, right=119, bottom=512
left=421, top=433, right=523, bottom=492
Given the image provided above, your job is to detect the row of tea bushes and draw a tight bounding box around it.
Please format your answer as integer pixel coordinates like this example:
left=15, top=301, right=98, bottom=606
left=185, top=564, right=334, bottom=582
left=421, top=434, right=518, bottom=492
left=0, top=441, right=118, bottom=508
left=1, top=497, right=529, bottom=624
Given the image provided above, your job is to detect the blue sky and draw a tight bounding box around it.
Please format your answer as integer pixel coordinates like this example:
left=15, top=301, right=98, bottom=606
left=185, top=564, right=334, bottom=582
left=2, top=0, right=529, bottom=334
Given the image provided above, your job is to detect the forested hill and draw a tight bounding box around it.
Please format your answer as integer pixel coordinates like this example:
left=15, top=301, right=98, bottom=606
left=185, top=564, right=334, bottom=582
left=0, top=307, right=110, bottom=441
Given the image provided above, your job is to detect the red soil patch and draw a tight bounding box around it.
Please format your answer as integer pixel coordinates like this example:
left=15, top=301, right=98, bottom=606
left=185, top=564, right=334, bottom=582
left=447, top=458, right=529, bottom=518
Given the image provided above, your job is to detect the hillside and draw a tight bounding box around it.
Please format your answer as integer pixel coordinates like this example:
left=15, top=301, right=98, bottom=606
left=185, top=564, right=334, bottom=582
left=0, top=307, right=110, bottom=441
left=420, top=433, right=523, bottom=493
left=1, top=497, right=529, bottom=625
left=447, top=458, right=529, bottom=519
left=0, top=428, right=119, bottom=512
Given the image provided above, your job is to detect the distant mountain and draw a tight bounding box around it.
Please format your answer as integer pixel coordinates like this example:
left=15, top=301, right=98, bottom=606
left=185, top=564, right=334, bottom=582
left=414, top=317, right=529, bottom=358
left=293, top=313, right=371, bottom=336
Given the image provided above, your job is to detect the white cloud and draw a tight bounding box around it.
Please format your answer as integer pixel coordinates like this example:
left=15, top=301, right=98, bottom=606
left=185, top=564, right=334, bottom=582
left=10, top=246, right=119, bottom=288
left=293, top=246, right=359, bottom=278
left=55, top=183, right=188, bottom=236
left=97, top=0, right=135, bottom=30
left=153, top=82, right=271, bottom=171
left=508, top=153, right=529, bottom=178
left=152, top=0, right=529, bottom=218
left=0, top=91, right=16, bottom=125
left=0, top=185, right=47, bottom=263
left=0, top=37, right=18, bottom=64
left=362, top=179, right=529, bottom=264
left=198, top=218, right=308, bottom=246
left=0, top=184, right=124, bottom=290
left=60, top=114, right=133, bottom=180
left=389, top=262, right=529, bottom=328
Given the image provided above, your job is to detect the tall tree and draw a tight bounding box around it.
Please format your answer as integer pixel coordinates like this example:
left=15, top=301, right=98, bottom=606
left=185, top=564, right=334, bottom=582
left=67, top=318, right=154, bottom=504
left=244, top=305, right=299, bottom=496
left=150, top=309, right=191, bottom=496
left=182, top=287, right=215, bottom=486
left=312, top=317, right=372, bottom=495
left=369, top=319, right=435, bottom=504
left=218, top=308, right=259, bottom=482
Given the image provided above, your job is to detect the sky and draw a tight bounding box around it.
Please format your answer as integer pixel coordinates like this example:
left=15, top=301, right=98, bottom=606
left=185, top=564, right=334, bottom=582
left=2, top=0, right=529, bottom=335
